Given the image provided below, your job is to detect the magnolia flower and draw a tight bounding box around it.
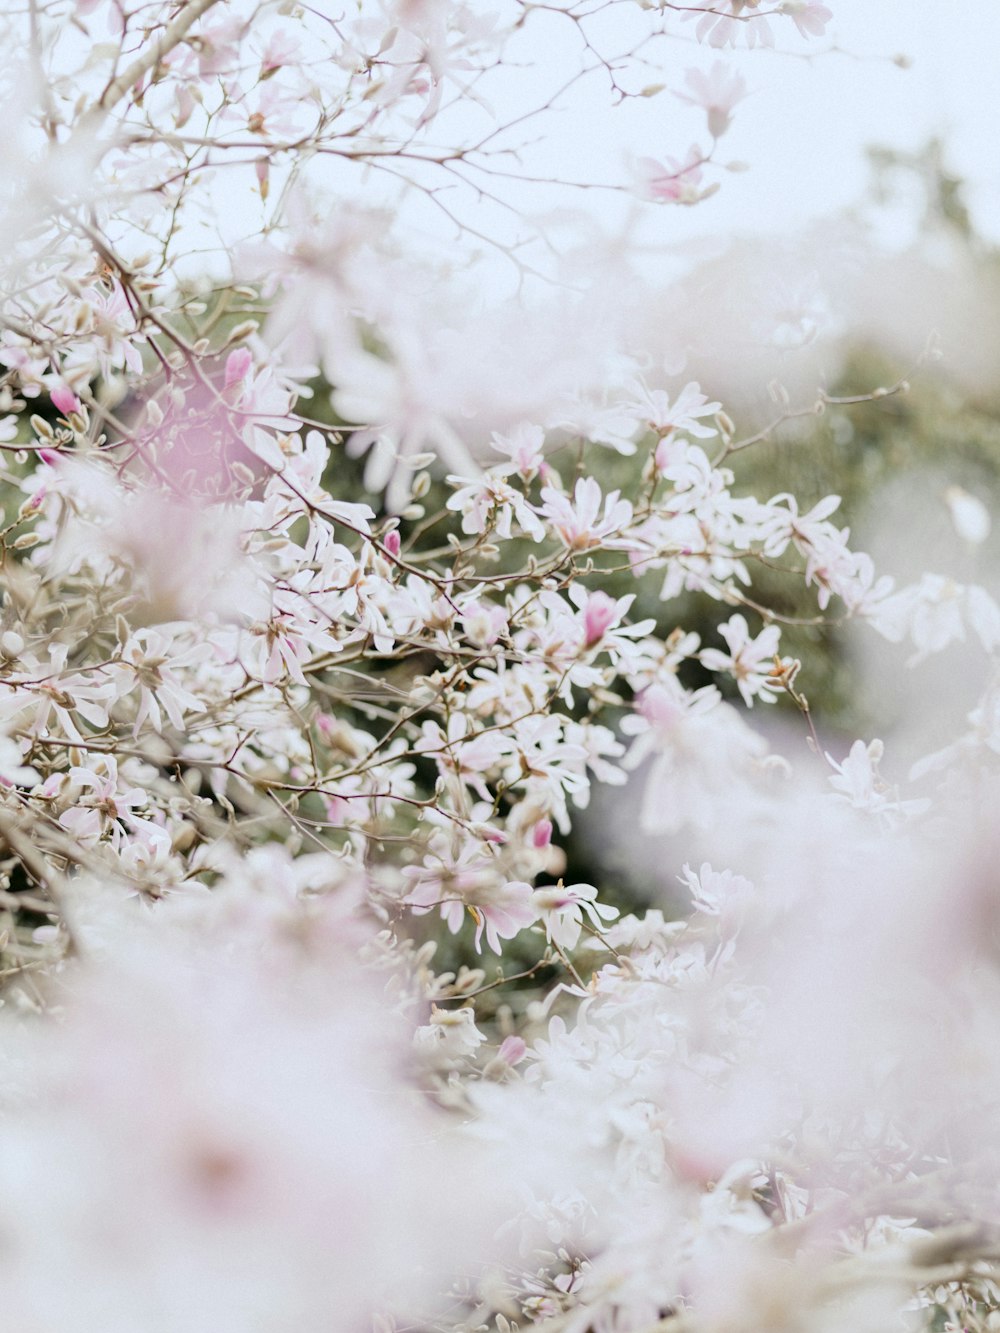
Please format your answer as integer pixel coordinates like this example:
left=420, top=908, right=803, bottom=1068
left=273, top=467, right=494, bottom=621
left=780, top=0, right=833, bottom=39
left=116, top=629, right=208, bottom=735
left=257, top=28, right=304, bottom=73
left=49, top=381, right=82, bottom=415
left=678, top=862, right=754, bottom=923
left=758, top=492, right=843, bottom=558
left=627, top=380, right=721, bottom=439
left=459, top=597, right=508, bottom=648
left=825, top=739, right=928, bottom=819
left=415, top=714, right=514, bottom=802
left=415, top=1006, right=486, bottom=1063
left=564, top=585, right=654, bottom=659
left=491, top=423, right=546, bottom=480
left=700, top=614, right=783, bottom=706
left=406, top=856, right=537, bottom=955
left=335, top=348, right=480, bottom=512
left=531, top=881, right=618, bottom=950
left=538, top=477, right=633, bottom=551
left=826, top=738, right=887, bottom=811
left=868, top=576, right=1000, bottom=665
left=57, top=755, right=148, bottom=846
left=79, top=282, right=145, bottom=377
left=675, top=63, right=748, bottom=138
left=688, top=2, right=775, bottom=50
left=468, top=879, right=539, bottom=954
left=23, top=646, right=118, bottom=745
left=505, top=715, right=591, bottom=815
left=634, top=145, right=707, bottom=205
left=447, top=472, right=544, bottom=541
left=580, top=590, right=621, bottom=648
left=621, top=678, right=770, bottom=833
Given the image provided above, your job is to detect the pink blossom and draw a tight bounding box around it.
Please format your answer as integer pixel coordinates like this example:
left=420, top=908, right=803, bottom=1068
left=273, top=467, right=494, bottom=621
left=498, top=1035, right=527, bottom=1066
left=629, top=380, right=721, bottom=439
left=50, top=382, right=81, bottom=415
left=448, top=472, right=545, bottom=542
left=580, top=590, right=621, bottom=647
left=460, top=597, right=508, bottom=648
left=533, top=818, right=553, bottom=849
left=675, top=63, right=748, bottom=138
left=491, top=422, right=546, bottom=480
left=469, top=880, right=539, bottom=954
left=531, top=881, right=618, bottom=950
left=538, top=477, right=633, bottom=551
left=224, top=347, right=253, bottom=389
left=58, top=755, right=148, bottom=847
left=259, top=29, right=303, bottom=73
left=635, top=146, right=706, bottom=205
left=406, top=859, right=538, bottom=954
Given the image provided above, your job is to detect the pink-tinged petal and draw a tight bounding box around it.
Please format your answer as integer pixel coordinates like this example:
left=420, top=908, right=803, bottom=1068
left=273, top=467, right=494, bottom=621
left=224, top=347, right=253, bottom=389
left=533, top=818, right=553, bottom=849
left=498, top=1035, right=527, bottom=1066
left=50, top=384, right=81, bottom=415
left=583, top=592, right=619, bottom=647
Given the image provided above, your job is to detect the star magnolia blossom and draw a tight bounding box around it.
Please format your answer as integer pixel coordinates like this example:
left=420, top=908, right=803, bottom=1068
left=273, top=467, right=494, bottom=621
left=538, top=476, right=634, bottom=550
left=700, top=613, right=784, bottom=706
left=531, top=881, right=620, bottom=950
left=675, top=62, right=749, bottom=138
left=635, top=146, right=709, bottom=205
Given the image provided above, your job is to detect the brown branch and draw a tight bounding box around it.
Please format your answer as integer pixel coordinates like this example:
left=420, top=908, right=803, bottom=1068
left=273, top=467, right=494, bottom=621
left=79, top=0, right=226, bottom=130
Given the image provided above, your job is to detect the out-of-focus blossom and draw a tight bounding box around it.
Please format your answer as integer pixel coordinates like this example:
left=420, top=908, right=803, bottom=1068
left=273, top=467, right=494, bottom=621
left=780, top=0, right=833, bottom=39
left=635, top=145, right=708, bottom=204
left=944, top=485, right=991, bottom=544
left=675, top=62, right=749, bottom=138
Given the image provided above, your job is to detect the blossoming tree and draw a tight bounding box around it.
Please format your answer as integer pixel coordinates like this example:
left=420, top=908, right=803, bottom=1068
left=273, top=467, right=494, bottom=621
left=1, top=0, right=999, bottom=1330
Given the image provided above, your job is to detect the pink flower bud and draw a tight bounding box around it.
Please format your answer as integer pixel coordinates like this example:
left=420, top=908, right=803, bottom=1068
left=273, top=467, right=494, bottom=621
left=50, top=384, right=81, bottom=415
left=532, top=818, right=553, bottom=849
left=498, top=1035, right=527, bottom=1066
left=383, top=530, right=401, bottom=558
left=583, top=592, right=618, bottom=647
left=224, top=347, right=253, bottom=389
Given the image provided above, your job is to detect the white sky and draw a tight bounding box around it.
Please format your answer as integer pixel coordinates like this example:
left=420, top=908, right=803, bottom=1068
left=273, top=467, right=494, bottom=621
left=362, top=0, right=1000, bottom=293
left=191, top=2, right=1000, bottom=292
left=672, top=1, right=1000, bottom=244
left=498, top=0, right=1000, bottom=252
